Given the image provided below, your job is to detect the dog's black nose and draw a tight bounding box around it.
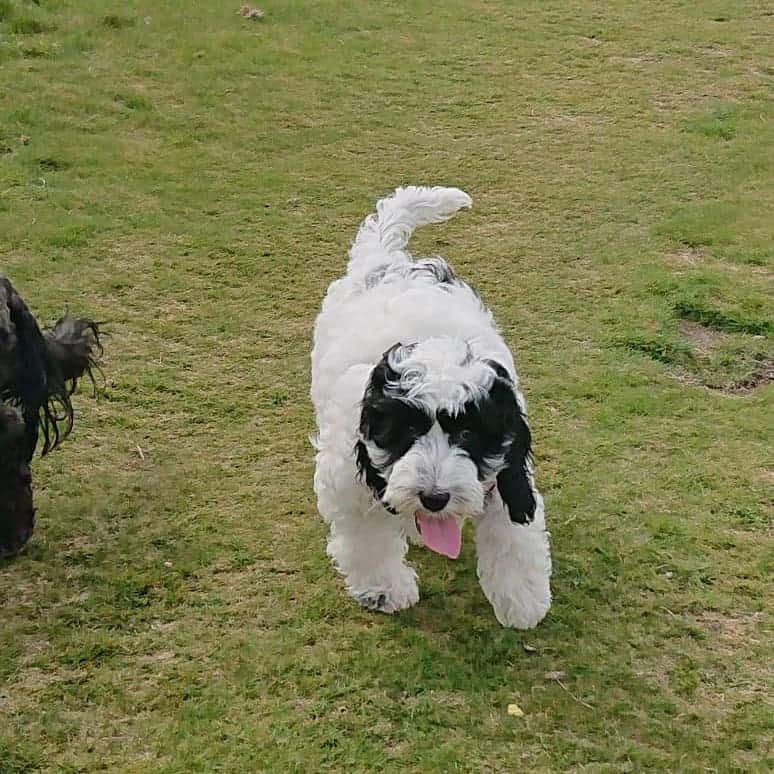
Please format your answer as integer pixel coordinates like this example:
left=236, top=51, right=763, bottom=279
left=419, top=492, right=450, bottom=512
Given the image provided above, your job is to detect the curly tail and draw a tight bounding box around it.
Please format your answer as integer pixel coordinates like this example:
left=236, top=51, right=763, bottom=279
left=347, top=186, right=472, bottom=276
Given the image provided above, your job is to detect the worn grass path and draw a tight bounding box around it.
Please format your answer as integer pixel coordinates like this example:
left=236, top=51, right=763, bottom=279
left=1, top=1, right=772, bottom=771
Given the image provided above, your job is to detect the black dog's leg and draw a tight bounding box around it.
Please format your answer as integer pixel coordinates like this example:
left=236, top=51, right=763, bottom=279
left=0, top=405, right=35, bottom=558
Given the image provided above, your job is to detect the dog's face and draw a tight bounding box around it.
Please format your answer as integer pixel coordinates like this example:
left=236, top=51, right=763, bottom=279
left=356, top=340, right=536, bottom=527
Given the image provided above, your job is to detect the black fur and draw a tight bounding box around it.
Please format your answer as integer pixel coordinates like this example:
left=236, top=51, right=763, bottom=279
left=435, top=364, right=535, bottom=522
left=356, top=345, right=430, bottom=511
left=365, top=258, right=458, bottom=291
left=0, top=404, right=34, bottom=559
left=0, top=277, right=101, bottom=558
left=408, top=258, right=458, bottom=286
left=359, top=346, right=432, bottom=463
left=486, top=362, right=536, bottom=524
left=354, top=440, right=390, bottom=508
left=496, top=434, right=536, bottom=524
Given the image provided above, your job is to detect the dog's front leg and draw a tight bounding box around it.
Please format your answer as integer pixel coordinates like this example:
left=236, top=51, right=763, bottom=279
left=474, top=490, right=551, bottom=629
left=326, top=509, right=419, bottom=614
left=0, top=406, right=35, bottom=558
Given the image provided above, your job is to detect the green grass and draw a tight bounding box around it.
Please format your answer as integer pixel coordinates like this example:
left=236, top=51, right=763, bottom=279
left=1, top=1, right=772, bottom=771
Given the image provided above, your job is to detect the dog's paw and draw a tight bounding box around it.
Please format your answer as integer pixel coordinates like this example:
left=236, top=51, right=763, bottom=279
left=484, top=581, right=551, bottom=629
left=350, top=570, right=419, bottom=614
left=354, top=586, right=419, bottom=614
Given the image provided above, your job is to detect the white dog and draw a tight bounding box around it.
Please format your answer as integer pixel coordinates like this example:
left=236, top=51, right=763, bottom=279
left=311, top=186, right=551, bottom=628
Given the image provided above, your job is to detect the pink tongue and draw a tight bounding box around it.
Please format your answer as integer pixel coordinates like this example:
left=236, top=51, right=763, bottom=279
left=415, top=514, right=462, bottom=559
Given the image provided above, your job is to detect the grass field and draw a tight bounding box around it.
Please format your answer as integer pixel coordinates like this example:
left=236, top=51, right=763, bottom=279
left=1, top=1, right=772, bottom=771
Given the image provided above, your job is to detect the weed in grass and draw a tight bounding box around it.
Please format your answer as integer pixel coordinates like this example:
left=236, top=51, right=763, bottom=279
left=102, top=14, right=134, bottom=30
left=684, top=105, right=738, bottom=141
left=0, top=741, right=42, bottom=774
left=0, top=0, right=14, bottom=23
left=9, top=16, right=52, bottom=35
left=674, top=299, right=771, bottom=337
left=113, top=92, right=153, bottom=112
left=622, top=336, right=695, bottom=367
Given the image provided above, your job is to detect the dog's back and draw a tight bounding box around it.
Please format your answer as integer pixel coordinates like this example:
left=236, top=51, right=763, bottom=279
left=311, top=187, right=511, bottom=413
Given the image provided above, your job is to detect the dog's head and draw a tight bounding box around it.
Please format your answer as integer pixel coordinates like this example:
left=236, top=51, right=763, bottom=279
left=355, top=339, right=536, bottom=533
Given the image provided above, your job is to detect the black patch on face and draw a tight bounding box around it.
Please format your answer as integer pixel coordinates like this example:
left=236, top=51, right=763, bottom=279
left=439, top=362, right=536, bottom=524
left=359, top=345, right=432, bottom=465
left=356, top=345, right=433, bottom=505
left=437, top=377, right=516, bottom=476
left=361, top=397, right=433, bottom=466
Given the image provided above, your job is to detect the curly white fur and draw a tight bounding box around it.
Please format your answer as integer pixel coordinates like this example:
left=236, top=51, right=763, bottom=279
left=311, top=186, right=551, bottom=628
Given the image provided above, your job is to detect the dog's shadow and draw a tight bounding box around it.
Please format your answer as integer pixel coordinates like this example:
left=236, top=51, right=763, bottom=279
left=361, top=542, right=555, bottom=693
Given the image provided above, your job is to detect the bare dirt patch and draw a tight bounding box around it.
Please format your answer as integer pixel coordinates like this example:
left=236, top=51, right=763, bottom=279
left=678, top=320, right=728, bottom=357
left=609, top=54, right=663, bottom=67
left=723, top=358, right=774, bottom=394
left=665, top=247, right=705, bottom=266
left=693, top=610, right=765, bottom=650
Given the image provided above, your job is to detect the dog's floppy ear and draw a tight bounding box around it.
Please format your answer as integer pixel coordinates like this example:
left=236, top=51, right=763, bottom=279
left=497, top=420, right=536, bottom=525
left=0, top=280, right=19, bottom=385
left=486, top=360, right=536, bottom=525
left=355, top=344, right=412, bottom=512
left=354, top=440, right=388, bottom=500
left=356, top=346, right=401, bottom=501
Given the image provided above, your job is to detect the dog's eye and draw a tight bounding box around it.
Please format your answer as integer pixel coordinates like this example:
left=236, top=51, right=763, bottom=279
left=364, top=400, right=431, bottom=456
left=438, top=409, right=477, bottom=441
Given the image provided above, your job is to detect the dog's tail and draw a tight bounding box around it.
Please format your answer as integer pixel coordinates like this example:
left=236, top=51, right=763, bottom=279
left=348, top=186, right=472, bottom=275
left=34, top=315, right=102, bottom=455
left=45, top=316, right=102, bottom=388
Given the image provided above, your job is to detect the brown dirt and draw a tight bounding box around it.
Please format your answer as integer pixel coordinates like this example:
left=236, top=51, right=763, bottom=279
left=724, top=358, right=774, bottom=394
left=678, top=320, right=728, bottom=357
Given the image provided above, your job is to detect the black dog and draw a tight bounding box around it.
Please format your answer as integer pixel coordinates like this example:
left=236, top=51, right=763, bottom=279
left=0, top=277, right=101, bottom=558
